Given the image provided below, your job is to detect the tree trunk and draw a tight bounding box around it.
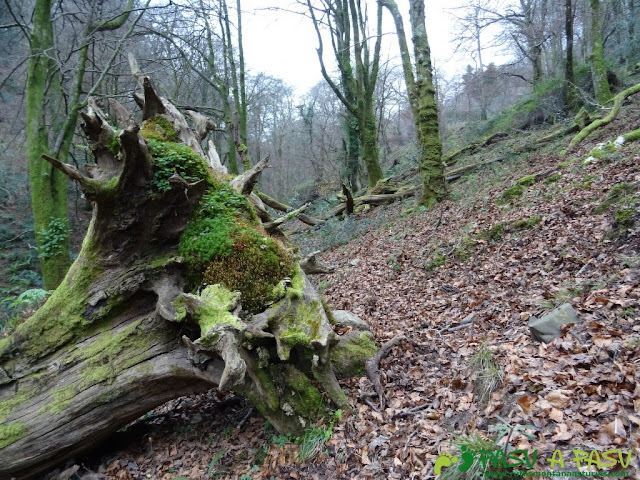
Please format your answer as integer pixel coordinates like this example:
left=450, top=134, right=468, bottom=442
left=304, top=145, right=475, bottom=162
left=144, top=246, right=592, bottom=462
left=565, top=0, right=578, bottom=112
left=380, top=0, right=446, bottom=207
left=590, top=0, right=612, bottom=104
left=0, top=77, right=371, bottom=480
left=409, top=0, right=446, bottom=207
left=26, top=0, right=71, bottom=289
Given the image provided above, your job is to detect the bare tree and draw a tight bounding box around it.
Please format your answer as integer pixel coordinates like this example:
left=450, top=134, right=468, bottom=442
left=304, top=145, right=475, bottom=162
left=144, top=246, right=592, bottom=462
left=305, top=0, right=384, bottom=189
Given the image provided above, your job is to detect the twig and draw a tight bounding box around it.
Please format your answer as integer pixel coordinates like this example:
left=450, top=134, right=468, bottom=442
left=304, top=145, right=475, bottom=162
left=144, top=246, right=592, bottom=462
left=444, top=323, right=474, bottom=333
left=404, top=429, right=419, bottom=453
left=363, top=397, right=381, bottom=414
left=365, top=335, right=406, bottom=410
left=237, top=407, right=253, bottom=429
left=393, top=402, right=432, bottom=419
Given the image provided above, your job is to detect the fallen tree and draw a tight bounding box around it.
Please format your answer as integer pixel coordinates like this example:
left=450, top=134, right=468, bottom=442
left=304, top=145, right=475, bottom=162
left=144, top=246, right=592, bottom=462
left=0, top=75, right=376, bottom=479
left=569, top=81, right=640, bottom=148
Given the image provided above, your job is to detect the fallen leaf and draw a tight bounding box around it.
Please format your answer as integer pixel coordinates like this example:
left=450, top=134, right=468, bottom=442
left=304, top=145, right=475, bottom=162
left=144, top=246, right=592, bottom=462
left=545, top=390, right=572, bottom=409
left=517, top=395, right=533, bottom=415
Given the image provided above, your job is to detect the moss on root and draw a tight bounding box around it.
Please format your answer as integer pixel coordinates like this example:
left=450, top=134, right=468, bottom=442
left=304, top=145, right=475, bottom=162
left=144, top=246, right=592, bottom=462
left=0, top=422, right=26, bottom=449
left=39, top=385, right=77, bottom=415
left=178, top=182, right=295, bottom=313
left=140, top=115, right=178, bottom=142
left=277, top=300, right=323, bottom=360
left=77, top=320, right=149, bottom=388
left=330, top=332, right=378, bottom=378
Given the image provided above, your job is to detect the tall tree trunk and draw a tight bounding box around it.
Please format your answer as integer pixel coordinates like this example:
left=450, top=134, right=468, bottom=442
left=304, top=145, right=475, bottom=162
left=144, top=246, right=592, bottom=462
left=25, top=0, right=136, bottom=289
left=343, top=114, right=363, bottom=191
left=380, top=0, right=446, bottom=207
left=565, top=0, right=578, bottom=112
left=474, top=6, right=488, bottom=121
left=26, top=0, right=71, bottom=290
left=1, top=78, right=372, bottom=480
left=590, top=0, right=612, bottom=103
left=222, top=0, right=249, bottom=171
left=410, top=0, right=446, bottom=206
left=307, top=0, right=383, bottom=188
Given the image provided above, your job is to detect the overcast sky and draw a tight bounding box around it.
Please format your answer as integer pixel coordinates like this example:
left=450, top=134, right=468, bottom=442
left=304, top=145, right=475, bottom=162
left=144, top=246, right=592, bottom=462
left=239, top=0, right=496, bottom=96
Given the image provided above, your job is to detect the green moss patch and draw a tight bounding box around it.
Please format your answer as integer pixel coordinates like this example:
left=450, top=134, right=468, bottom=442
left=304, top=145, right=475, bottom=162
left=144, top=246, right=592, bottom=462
left=279, top=364, right=325, bottom=416
left=497, top=184, right=524, bottom=204
left=516, top=174, right=538, bottom=187
left=188, top=285, right=244, bottom=341
left=593, top=183, right=637, bottom=214
left=513, top=214, right=542, bottom=230
left=0, top=387, right=37, bottom=423
left=39, top=385, right=77, bottom=415
left=544, top=173, right=561, bottom=184
left=330, top=332, right=378, bottom=378
left=623, top=128, right=640, bottom=142
left=141, top=115, right=178, bottom=142
left=0, top=422, right=26, bottom=449
left=478, top=222, right=507, bottom=242
left=78, top=320, right=149, bottom=388
left=203, top=229, right=295, bottom=314
left=277, top=301, right=323, bottom=357
left=558, top=158, right=578, bottom=168
left=0, top=252, right=100, bottom=369
left=148, top=140, right=213, bottom=192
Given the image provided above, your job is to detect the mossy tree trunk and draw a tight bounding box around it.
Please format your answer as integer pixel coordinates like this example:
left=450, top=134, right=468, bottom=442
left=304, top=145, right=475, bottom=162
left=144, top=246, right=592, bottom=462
left=564, top=0, right=578, bottom=112
left=380, top=0, right=446, bottom=207
left=589, top=0, right=612, bottom=104
left=25, top=0, right=136, bottom=289
left=26, top=0, right=70, bottom=289
left=1, top=76, right=370, bottom=480
left=307, top=0, right=384, bottom=188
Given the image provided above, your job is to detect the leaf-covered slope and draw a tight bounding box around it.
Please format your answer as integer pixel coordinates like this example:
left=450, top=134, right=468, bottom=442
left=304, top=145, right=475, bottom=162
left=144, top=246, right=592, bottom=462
left=41, top=106, right=640, bottom=479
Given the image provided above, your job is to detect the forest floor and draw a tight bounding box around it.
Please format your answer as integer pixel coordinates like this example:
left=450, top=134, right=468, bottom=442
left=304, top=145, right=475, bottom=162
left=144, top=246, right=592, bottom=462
left=49, top=100, right=640, bottom=479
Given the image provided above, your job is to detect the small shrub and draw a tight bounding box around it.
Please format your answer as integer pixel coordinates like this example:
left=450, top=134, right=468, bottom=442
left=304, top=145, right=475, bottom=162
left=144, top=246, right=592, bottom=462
left=425, top=248, right=447, bottom=270
left=296, top=426, right=332, bottom=463
left=470, top=345, right=503, bottom=404
left=37, top=217, right=67, bottom=259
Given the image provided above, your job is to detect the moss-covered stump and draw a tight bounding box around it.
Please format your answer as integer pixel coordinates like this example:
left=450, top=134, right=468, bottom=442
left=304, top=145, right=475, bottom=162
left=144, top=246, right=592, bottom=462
left=0, top=77, right=368, bottom=480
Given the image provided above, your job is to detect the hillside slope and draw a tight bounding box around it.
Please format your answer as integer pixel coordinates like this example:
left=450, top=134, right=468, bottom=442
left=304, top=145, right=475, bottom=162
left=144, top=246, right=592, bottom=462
left=41, top=98, right=640, bottom=480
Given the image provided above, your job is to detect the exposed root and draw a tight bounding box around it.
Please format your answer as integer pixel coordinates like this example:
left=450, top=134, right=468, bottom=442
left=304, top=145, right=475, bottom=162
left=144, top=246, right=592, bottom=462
left=569, top=82, right=640, bottom=148
left=365, top=335, right=407, bottom=410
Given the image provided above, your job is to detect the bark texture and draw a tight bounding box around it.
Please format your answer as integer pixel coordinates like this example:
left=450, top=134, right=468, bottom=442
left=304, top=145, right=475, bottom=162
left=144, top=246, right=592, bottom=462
left=0, top=77, right=370, bottom=480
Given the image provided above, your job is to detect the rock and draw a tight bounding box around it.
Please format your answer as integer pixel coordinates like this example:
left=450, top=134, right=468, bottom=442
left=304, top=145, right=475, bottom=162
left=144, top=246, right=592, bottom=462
left=349, top=258, right=360, bottom=266
left=529, top=303, right=579, bottom=343
left=461, top=312, right=476, bottom=324
left=333, top=310, right=370, bottom=331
